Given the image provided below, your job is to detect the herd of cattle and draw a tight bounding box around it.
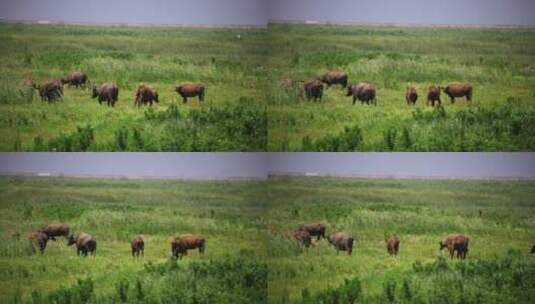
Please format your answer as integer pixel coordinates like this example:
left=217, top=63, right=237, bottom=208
left=10, top=223, right=205, bottom=259
left=285, top=69, right=473, bottom=106
left=292, top=222, right=472, bottom=259
left=21, top=71, right=206, bottom=106
left=5, top=222, right=534, bottom=259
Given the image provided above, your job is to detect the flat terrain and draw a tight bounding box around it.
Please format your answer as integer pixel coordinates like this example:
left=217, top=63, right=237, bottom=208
left=0, top=177, right=267, bottom=303
left=0, top=23, right=267, bottom=151
left=267, top=177, right=535, bottom=303
left=268, top=24, right=535, bottom=151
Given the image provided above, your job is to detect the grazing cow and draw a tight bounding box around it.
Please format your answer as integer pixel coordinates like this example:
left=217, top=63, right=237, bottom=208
left=346, top=82, right=376, bottom=105
left=175, top=83, right=206, bottom=103
left=36, top=79, right=63, bottom=102
left=298, top=223, right=326, bottom=241
left=439, top=234, right=469, bottom=259
left=61, top=71, right=89, bottom=88
left=293, top=229, right=312, bottom=248
left=320, top=70, right=348, bottom=88
left=171, top=234, right=206, bottom=259
left=442, top=82, right=472, bottom=103
left=135, top=84, right=159, bottom=107
left=92, top=83, right=119, bottom=107
left=385, top=236, right=400, bottom=256
left=28, top=231, right=49, bottom=254
left=41, top=223, right=70, bottom=240
left=427, top=85, right=442, bottom=106
left=68, top=233, right=97, bottom=257
left=303, top=80, right=324, bottom=101
left=131, top=235, right=144, bottom=257
left=328, top=232, right=355, bottom=255
left=405, top=85, right=418, bottom=105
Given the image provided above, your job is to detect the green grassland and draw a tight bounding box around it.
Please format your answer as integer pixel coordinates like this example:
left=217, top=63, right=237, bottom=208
left=267, top=23, right=535, bottom=151
left=0, top=23, right=268, bottom=151
left=267, top=176, right=535, bottom=303
left=0, top=177, right=267, bottom=303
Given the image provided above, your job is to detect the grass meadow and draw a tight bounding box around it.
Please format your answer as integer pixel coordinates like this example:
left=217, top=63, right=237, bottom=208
left=267, top=23, right=535, bottom=151
left=0, top=177, right=267, bottom=303
left=0, top=23, right=267, bottom=151
left=267, top=177, right=535, bottom=303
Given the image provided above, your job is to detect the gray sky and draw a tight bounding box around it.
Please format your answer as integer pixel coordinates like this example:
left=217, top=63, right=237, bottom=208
left=269, top=0, right=535, bottom=26
left=0, top=0, right=267, bottom=26
left=2, top=1, right=534, bottom=27
left=1, top=153, right=535, bottom=180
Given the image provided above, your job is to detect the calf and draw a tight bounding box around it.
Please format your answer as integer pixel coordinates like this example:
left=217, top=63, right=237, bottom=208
left=293, top=229, right=312, bottom=248
left=385, top=236, right=400, bottom=256
left=131, top=235, right=145, bottom=257
left=439, top=234, right=469, bottom=259
left=135, top=84, right=159, bottom=107
left=303, top=80, right=324, bottom=101
left=28, top=231, right=49, bottom=254
left=328, top=232, right=355, bottom=255
left=171, top=234, right=206, bottom=259
left=68, top=233, right=97, bottom=257
left=405, top=85, right=418, bottom=105
left=175, top=83, right=206, bottom=103
left=427, top=85, right=442, bottom=106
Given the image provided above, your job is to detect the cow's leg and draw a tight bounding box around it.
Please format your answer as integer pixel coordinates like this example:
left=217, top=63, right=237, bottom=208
left=353, top=96, right=356, bottom=105
left=183, top=97, right=187, bottom=104
left=449, top=248, right=454, bottom=259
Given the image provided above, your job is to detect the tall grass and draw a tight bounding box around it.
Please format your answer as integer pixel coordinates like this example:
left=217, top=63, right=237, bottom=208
left=267, top=23, right=535, bottom=151
left=0, top=23, right=268, bottom=151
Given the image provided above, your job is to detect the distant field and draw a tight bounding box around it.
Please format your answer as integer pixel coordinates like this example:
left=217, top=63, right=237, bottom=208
left=267, top=176, right=535, bottom=303
left=0, top=177, right=267, bottom=303
left=0, top=23, right=267, bottom=151
left=267, top=23, right=535, bottom=151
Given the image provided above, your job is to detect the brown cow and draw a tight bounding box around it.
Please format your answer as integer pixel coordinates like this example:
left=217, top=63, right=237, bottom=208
left=439, top=234, right=469, bottom=259
left=28, top=231, right=49, bottom=254
left=405, top=85, right=418, bottom=106
left=171, top=234, right=206, bottom=259
left=298, top=223, right=326, bottom=241
left=41, top=223, right=70, bottom=240
left=135, top=84, right=159, bottom=107
left=61, top=71, right=89, bottom=88
left=92, top=83, right=119, bottom=107
left=346, top=82, right=376, bottom=105
left=36, top=79, right=63, bottom=102
left=442, top=82, right=472, bottom=103
left=131, top=235, right=144, bottom=257
left=427, top=85, right=442, bottom=106
left=385, top=236, right=400, bottom=256
left=175, top=83, right=206, bottom=103
left=68, top=233, right=97, bottom=257
left=303, top=80, right=324, bottom=101
left=293, top=230, right=312, bottom=248
left=320, top=70, right=348, bottom=88
left=328, top=232, right=355, bottom=255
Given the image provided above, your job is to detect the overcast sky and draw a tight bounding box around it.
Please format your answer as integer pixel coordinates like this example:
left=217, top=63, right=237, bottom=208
left=1, top=153, right=534, bottom=180
left=1, top=0, right=534, bottom=27
left=0, top=0, right=267, bottom=26
left=269, top=0, right=535, bottom=26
